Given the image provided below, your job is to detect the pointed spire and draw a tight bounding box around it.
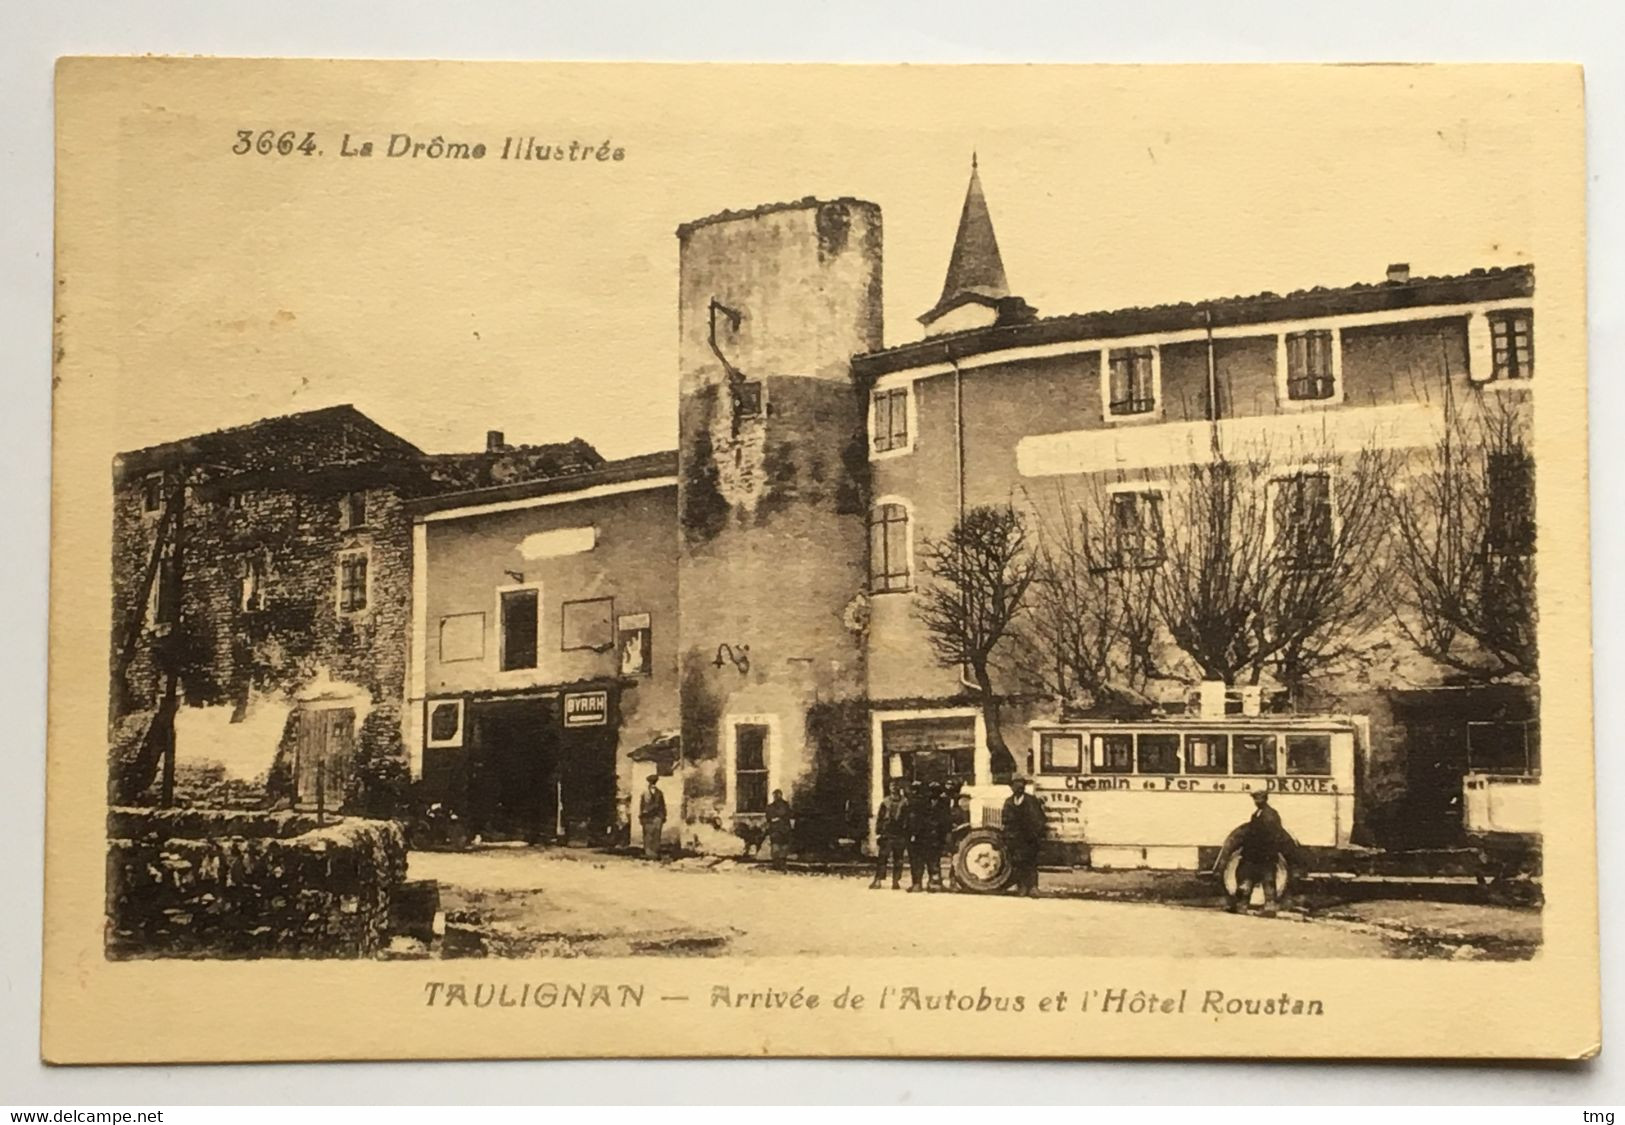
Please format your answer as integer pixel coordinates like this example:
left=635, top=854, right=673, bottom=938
left=921, top=156, right=1017, bottom=328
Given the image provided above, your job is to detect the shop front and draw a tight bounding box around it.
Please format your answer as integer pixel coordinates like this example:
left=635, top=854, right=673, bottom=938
left=422, top=682, right=621, bottom=844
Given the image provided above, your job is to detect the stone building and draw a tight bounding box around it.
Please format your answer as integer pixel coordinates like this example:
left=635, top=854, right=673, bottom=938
left=109, top=405, right=602, bottom=812
left=674, top=198, right=884, bottom=851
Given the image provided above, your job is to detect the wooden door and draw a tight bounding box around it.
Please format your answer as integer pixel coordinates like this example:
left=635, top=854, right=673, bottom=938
left=294, top=707, right=356, bottom=812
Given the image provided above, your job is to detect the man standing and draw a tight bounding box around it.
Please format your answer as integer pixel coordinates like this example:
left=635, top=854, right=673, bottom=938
left=1000, top=777, right=1047, bottom=896
left=914, top=782, right=949, bottom=892
left=905, top=780, right=938, bottom=892
left=1231, top=790, right=1291, bottom=915
left=764, top=788, right=794, bottom=871
left=638, top=773, right=666, bottom=860
left=870, top=779, right=909, bottom=890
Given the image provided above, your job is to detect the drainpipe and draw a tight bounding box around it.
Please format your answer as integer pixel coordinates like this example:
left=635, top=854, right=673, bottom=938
left=948, top=347, right=980, bottom=697
left=1203, top=305, right=1222, bottom=455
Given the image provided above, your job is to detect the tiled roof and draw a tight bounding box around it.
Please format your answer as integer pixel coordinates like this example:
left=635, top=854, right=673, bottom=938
left=113, top=404, right=424, bottom=480
left=422, top=436, right=605, bottom=491
left=855, top=264, right=1535, bottom=378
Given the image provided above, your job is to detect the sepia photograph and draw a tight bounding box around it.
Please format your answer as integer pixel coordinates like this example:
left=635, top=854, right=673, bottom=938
left=41, top=57, right=1596, bottom=1063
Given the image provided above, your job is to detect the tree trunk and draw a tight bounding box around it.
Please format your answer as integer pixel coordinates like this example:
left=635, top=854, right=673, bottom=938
left=972, top=662, right=1018, bottom=782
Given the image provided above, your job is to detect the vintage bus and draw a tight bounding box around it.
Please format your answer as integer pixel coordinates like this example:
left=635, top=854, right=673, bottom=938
left=951, top=714, right=1365, bottom=892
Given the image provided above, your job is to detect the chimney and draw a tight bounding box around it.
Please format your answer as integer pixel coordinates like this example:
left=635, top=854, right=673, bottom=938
left=486, top=430, right=506, bottom=452
left=1386, top=262, right=1410, bottom=284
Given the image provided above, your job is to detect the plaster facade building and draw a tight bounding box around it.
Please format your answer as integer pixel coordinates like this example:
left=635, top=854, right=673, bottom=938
left=406, top=452, right=680, bottom=846
left=849, top=166, right=1537, bottom=852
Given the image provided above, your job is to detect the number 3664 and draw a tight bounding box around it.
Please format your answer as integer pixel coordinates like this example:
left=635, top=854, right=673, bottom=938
left=232, top=130, right=319, bottom=156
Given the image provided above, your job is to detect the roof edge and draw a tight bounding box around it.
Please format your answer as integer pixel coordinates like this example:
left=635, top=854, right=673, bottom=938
left=407, top=450, right=679, bottom=518
left=676, top=196, right=879, bottom=239
left=858, top=264, right=1535, bottom=378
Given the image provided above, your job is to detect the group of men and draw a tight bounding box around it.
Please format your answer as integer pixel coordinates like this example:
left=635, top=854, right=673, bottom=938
left=871, top=777, right=967, bottom=892
left=867, top=776, right=1045, bottom=895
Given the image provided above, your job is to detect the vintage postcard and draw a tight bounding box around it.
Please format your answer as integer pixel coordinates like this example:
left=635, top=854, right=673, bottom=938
left=44, top=58, right=1597, bottom=1062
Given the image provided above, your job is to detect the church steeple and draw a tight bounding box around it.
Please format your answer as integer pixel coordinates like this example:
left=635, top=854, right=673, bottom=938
left=918, top=155, right=1033, bottom=335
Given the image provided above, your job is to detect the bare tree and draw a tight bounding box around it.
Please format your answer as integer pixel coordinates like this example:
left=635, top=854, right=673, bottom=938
left=914, top=503, right=1038, bottom=779
left=1152, top=452, right=1278, bottom=684
left=1153, top=436, right=1397, bottom=695
left=1018, top=482, right=1160, bottom=711
left=1387, top=393, right=1536, bottom=680
left=1266, top=443, right=1400, bottom=693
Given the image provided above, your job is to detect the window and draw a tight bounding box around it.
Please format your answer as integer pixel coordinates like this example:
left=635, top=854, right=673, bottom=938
left=1285, top=330, right=1337, bottom=401
left=1041, top=733, right=1084, bottom=774
left=868, top=502, right=911, bottom=593
left=732, top=380, right=763, bottom=418
left=1233, top=734, right=1279, bottom=775
left=1285, top=734, right=1332, bottom=776
left=1467, top=720, right=1539, bottom=775
left=734, top=723, right=770, bottom=815
left=499, top=587, right=539, bottom=670
left=238, top=554, right=267, bottom=613
left=1107, top=347, right=1156, bottom=417
left=439, top=613, right=485, bottom=663
left=872, top=387, right=909, bottom=454
left=148, top=543, right=178, bottom=627
left=883, top=716, right=978, bottom=786
left=1489, top=311, right=1533, bottom=380
left=1110, top=490, right=1165, bottom=568
left=336, top=550, right=369, bottom=614
left=617, top=612, right=653, bottom=676
left=339, top=491, right=368, bottom=530
left=425, top=700, right=464, bottom=749
left=1486, top=450, right=1535, bottom=557
left=1091, top=733, right=1135, bottom=774
left=1185, top=733, right=1229, bottom=775
left=561, top=597, right=614, bottom=652
left=1273, top=471, right=1334, bottom=570
left=141, top=472, right=164, bottom=514
left=1137, top=733, right=1182, bottom=774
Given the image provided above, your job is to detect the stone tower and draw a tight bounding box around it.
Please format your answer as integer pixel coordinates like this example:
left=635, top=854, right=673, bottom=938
left=674, top=198, right=883, bottom=842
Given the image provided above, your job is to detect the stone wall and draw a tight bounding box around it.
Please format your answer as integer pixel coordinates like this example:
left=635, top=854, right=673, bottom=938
left=105, top=807, right=407, bottom=959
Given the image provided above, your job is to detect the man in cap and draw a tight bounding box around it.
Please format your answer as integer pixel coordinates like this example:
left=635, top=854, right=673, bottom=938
left=1000, top=776, right=1047, bottom=896
left=764, top=788, right=795, bottom=871
left=870, top=778, right=909, bottom=890
left=638, top=773, right=667, bottom=860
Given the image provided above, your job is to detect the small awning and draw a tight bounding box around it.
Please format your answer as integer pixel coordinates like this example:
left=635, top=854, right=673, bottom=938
left=627, top=730, right=681, bottom=764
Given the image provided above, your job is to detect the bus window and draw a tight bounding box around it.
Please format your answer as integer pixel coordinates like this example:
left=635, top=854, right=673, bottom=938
left=1041, top=733, right=1083, bottom=774
left=1137, top=733, right=1181, bottom=774
left=1284, top=734, right=1332, bottom=775
left=1091, top=734, right=1134, bottom=774
left=1234, top=734, right=1278, bottom=775
left=1185, top=733, right=1229, bottom=775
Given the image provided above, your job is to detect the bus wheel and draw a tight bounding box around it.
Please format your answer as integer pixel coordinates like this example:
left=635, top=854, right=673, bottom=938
left=952, top=828, right=1014, bottom=894
left=1220, top=851, right=1292, bottom=903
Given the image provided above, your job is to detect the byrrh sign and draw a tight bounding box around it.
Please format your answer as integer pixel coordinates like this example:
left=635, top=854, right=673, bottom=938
left=563, top=690, right=609, bottom=727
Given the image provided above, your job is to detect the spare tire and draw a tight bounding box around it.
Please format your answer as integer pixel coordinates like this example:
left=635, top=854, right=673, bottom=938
left=952, top=828, right=1014, bottom=894
left=1220, top=850, right=1292, bottom=901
